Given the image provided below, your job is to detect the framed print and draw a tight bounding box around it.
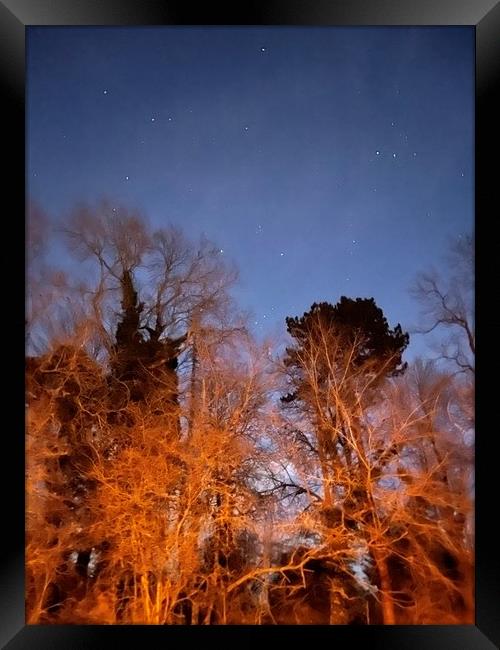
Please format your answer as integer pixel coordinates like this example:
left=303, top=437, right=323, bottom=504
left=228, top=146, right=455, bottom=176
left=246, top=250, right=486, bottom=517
left=2, top=1, right=498, bottom=648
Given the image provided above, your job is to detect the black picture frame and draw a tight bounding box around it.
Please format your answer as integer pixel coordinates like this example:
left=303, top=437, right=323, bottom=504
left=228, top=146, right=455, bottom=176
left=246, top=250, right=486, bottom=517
left=4, top=1, right=498, bottom=648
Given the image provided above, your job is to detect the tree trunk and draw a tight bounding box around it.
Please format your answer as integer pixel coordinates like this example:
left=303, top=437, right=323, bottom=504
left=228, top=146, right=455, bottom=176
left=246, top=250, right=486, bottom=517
left=373, top=548, right=396, bottom=624
left=188, top=331, right=198, bottom=438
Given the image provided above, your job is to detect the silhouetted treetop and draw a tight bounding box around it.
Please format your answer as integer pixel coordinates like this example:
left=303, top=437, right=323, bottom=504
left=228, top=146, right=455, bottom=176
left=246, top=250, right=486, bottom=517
left=111, top=268, right=187, bottom=411
left=282, top=298, right=409, bottom=405
left=286, top=297, right=408, bottom=370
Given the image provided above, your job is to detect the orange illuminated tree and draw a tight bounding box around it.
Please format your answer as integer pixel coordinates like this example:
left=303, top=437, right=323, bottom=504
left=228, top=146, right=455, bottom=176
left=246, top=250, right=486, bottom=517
left=25, top=205, right=474, bottom=625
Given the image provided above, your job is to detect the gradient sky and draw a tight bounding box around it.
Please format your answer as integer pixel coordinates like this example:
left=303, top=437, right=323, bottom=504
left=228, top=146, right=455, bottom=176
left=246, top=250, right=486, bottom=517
left=27, top=27, right=474, bottom=360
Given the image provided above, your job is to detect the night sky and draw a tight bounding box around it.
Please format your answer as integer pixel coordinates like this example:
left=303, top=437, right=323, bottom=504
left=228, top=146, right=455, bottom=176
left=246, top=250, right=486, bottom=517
left=27, top=27, right=474, bottom=360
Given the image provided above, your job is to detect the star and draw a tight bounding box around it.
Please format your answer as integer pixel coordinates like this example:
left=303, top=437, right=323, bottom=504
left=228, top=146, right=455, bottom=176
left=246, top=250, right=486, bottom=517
left=219, top=249, right=224, bottom=254
left=392, top=153, right=397, bottom=158
left=413, top=152, right=417, bottom=157
left=244, top=126, right=249, bottom=131
left=376, top=151, right=380, bottom=155
left=352, top=239, right=357, bottom=244
left=168, top=117, right=172, bottom=121
left=260, top=47, right=266, bottom=52
left=125, top=176, right=129, bottom=181
left=280, top=252, right=285, bottom=257
left=151, top=117, right=155, bottom=122
left=103, top=89, right=108, bottom=94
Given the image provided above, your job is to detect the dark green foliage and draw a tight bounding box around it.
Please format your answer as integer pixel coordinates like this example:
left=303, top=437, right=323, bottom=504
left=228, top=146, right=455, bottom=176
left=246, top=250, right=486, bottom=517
left=111, top=269, right=186, bottom=405
left=282, top=297, right=409, bottom=404
left=115, top=269, right=143, bottom=349
left=286, top=297, right=409, bottom=373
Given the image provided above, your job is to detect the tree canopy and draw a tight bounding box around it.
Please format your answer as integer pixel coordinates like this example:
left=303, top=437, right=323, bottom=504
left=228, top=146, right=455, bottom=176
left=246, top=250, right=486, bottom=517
left=282, top=297, right=409, bottom=405
left=25, top=210, right=473, bottom=626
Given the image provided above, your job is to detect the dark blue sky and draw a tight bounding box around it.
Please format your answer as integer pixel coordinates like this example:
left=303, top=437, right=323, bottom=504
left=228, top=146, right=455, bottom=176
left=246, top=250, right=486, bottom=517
left=27, top=27, right=474, bottom=360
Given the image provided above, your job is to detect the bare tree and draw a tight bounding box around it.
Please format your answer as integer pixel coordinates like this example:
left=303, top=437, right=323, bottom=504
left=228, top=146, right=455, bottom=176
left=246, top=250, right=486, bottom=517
left=265, top=300, right=408, bottom=623
left=26, top=202, right=80, bottom=354
left=26, top=202, right=474, bottom=625
left=26, top=203, right=271, bottom=624
left=412, top=234, right=474, bottom=375
left=61, top=200, right=236, bottom=343
left=376, top=362, right=474, bottom=623
left=261, top=299, right=473, bottom=624
left=26, top=321, right=273, bottom=624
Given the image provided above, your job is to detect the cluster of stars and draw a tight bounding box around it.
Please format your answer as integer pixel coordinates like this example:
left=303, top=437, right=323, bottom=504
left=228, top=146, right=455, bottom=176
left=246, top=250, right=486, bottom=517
left=103, top=86, right=175, bottom=123
left=372, top=120, right=418, bottom=161
left=102, top=87, right=462, bottom=315
left=374, top=149, right=417, bottom=160
left=254, top=307, right=276, bottom=329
